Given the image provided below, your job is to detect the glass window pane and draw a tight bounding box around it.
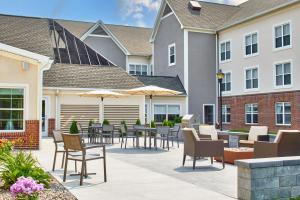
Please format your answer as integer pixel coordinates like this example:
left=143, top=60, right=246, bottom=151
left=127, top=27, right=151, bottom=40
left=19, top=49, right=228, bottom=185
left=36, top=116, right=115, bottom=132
left=154, top=114, right=166, bottom=122
left=275, top=26, right=282, bottom=37
left=276, top=64, right=283, bottom=75
left=221, top=52, right=225, bottom=61
left=252, top=33, right=257, bottom=44
left=276, top=38, right=282, bottom=48
left=284, top=74, right=291, bottom=85
left=252, top=44, right=258, bottom=53
left=246, top=35, right=251, bottom=46
left=170, top=55, right=175, bottom=64
left=283, top=24, right=290, bottom=35
left=276, top=114, right=283, bottom=124
left=246, top=80, right=251, bottom=89
left=246, top=70, right=251, bottom=79
left=221, top=43, right=225, bottom=53
left=154, top=105, right=167, bottom=114
left=226, top=42, right=230, bottom=51
left=168, top=105, right=180, bottom=114
left=253, top=79, right=258, bottom=88
left=226, top=51, right=231, bottom=60
left=246, top=46, right=251, bottom=55
left=0, top=89, right=12, bottom=98
left=284, top=63, right=291, bottom=73
left=276, top=76, right=283, bottom=86
left=284, top=114, right=291, bottom=125
left=252, top=69, right=258, bottom=79
left=170, top=46, right=175, bottom=55
left=253, top=114, right=258, bottom=123
left=0, top=99, right=11, bottom=108
left=276, top=103, right=283, bottom=114
left=283, top=35, right=290, bottom=46
left=246, top=114, right=251, bottom=123
left=245, top=105, right=251, bottom=112
left=284, top=103, right=291, bottom=113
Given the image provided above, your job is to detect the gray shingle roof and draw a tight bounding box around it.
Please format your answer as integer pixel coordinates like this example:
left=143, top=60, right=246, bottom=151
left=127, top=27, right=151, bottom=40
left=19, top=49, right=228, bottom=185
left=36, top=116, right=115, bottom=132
left=136, top=76, right=186, bottom=95
left=43, top=64, right=144, bottom=89
left=104, top=24, right=152, bottom=56
left=166, top=0, right=299, bottom=31
left=0, top=14, right=54, bottom=58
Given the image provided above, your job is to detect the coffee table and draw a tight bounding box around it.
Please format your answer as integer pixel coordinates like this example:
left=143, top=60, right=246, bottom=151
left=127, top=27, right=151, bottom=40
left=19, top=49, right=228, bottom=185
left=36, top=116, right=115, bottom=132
left=215, top=148, right=254, bottom=164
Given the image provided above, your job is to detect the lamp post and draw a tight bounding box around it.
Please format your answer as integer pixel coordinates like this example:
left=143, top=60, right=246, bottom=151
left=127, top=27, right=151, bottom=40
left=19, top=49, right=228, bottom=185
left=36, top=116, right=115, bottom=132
left=217, top=70, right=225, bottom=131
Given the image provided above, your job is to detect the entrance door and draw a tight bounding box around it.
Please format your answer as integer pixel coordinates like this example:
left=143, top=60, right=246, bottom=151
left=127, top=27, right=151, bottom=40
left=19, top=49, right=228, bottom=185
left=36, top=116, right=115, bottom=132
left=42, top=97, right=49, bottom=137
left=203, top=104, right=215, bottom=125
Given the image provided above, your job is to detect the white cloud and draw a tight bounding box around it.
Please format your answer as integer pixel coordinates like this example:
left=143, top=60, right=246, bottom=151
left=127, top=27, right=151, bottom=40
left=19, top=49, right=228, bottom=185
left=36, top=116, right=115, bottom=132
left=118, top=0, right=161, bottom=27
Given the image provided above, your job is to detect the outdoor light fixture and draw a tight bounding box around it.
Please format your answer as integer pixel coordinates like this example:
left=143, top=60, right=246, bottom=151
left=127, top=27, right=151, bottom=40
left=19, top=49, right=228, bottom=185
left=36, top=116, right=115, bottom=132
left=217, top=69, right=225, bottom=131
left=22, top=62, right=30, bottom=71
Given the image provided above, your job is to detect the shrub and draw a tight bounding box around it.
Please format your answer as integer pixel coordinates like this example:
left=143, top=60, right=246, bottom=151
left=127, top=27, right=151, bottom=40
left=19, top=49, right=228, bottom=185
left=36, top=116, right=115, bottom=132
left=103, top=119, right=110, bottom=125
left=70, top=120, right=79, bottom=134
left=135, top=119, right=141, bottom=125
left=162, top=120, right=174, bottom=127
left=0, top=139, right=14, bottom=158
left=0, top=151, right=51, bottom=189
left=173, top=116, right=183, bottom=124
left=150, top=121, right=156, bottom=128
left=10, top=177, right=44, bottom=200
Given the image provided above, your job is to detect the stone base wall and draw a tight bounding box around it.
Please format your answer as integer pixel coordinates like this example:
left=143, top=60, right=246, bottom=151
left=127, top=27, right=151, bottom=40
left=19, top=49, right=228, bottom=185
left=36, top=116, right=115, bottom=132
left=48, top=118, right=55, bottom=137
left=0, top=120, right=40, bottom=149
left=221, top=91, right=300, bottom=133
left=236, top=157, right=300, bottom=200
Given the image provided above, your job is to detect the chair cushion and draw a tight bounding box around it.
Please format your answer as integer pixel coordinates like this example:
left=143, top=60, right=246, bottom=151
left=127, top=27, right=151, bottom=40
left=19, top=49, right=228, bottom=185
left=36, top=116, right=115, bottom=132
left=239, top=140, right=254, bottom=145
left=248, top=126, right=268, bottom=141
left=274, top=130, right=300, bottom=143
left=199, top=125, right=218, bottom=141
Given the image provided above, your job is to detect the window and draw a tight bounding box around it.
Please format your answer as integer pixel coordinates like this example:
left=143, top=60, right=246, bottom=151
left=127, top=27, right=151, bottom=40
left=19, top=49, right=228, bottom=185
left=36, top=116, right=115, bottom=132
left=275, top=61, right=291, bottom=87
left=276, top=102, right=291, bottom=125
left=245, top=68, right=258, bottom=90
left=221, top=72, right=231, bottom=92
left=222, top=105, right=231, bottom=124
left=154, top=105, right=180, bottom=122
left=275, top=22, right=291, bottom=49
left=245, top=32, right=258, bottom=56
left=129, top=64, right=148, bottom=75
left=0, top=88, right=24, bottom=131
left=168, top=43, right=176, bottom=66
left=220, top=41, right=231, bottom=62
left=245, top=104, right=258, bottom=124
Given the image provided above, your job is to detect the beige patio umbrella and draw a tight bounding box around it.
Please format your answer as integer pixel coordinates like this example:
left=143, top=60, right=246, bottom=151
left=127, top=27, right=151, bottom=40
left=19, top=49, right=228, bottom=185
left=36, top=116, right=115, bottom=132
left=80, top=90, right=124, bottom=123
left=124, top=85, right=182, bottom=123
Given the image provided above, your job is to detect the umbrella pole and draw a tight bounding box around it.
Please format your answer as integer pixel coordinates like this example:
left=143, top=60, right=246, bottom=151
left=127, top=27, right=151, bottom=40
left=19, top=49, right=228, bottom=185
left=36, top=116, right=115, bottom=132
left=100, top=97, right=104, bottom=123
left=150, top=95, right=152, bottom=125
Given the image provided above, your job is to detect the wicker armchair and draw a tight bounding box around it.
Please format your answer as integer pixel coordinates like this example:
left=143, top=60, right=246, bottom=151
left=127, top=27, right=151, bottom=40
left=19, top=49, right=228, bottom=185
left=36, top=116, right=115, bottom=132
left=239, top=126, right=268, bottom=147
left=182, top=128, right=225, bottom=169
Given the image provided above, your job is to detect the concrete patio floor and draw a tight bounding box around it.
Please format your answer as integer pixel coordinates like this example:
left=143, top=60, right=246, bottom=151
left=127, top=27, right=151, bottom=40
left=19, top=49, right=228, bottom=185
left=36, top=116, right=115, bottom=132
left=33, top=138, right=237, bottom=200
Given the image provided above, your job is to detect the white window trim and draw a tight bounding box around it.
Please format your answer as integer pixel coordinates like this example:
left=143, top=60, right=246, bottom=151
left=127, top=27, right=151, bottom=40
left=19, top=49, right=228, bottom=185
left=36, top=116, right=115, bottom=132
left=0, top=83, right=29, bottom=133
left=219, top=39, right=232, bottom=64
left=222, top=70, right=232, bottom=94
left=273, top=59, right=293, bottom=90
left=222, top=105, right=231, bottom=124
left=203, top=104, right=215, bottom=125
left=128, top=63, right=149, bottom=76
left=88, top=34, right=111, bottom=38
left=168, top=43, right=176, bottom=66
left=244, top=66, right=260, bottom=92
left=244, top=31, right=259, bottom=58
left=153, top=103, right=181, bottom=121
left=161, top=12, right=174, bottom=20
left=273, top=20, right=292, bottom=52
left=245, top=103, right=258, bottom=125
left=275, top=102, right=292, bottom=126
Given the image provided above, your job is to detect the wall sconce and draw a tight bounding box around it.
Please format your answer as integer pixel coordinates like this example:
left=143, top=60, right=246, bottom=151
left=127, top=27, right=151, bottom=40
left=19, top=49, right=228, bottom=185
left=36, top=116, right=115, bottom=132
left=22, top=62, right=30, bottom=71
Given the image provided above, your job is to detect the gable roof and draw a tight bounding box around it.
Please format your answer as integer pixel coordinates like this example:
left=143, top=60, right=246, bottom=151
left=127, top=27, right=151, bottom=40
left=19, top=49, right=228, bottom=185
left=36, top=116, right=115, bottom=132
left=43, top=64, right=144, bottom=90
left=104, top=24, right=152, bottom=56
left=136, top=75, right=186, bottom=95
left=0, top=14, right=54, bottom=58
left=55, top=19, right=95, bottom=38
left=152, top=0, right=300, bottom=40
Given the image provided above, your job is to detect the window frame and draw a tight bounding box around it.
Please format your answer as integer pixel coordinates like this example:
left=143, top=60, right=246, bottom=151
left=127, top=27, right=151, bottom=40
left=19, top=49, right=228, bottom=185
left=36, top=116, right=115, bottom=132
left=221, top=71, right=232, bottom=93
left=153, top=104, right=181, bottom=122
left=245, top=103, right=258, bottom=125
left=128, top=63, right=149, bottom=76
left=168, top=43, right=176, bottom=66
left=244, top=66, right=259, bottom=92
left=273, top=21, right=292, bottom=51
left=244, top=31, right=259, bottom=58
left=275, top=102, right=291, bottom=126
left=273, top=60, right=293, bottom=89
left=219, top=40, right=232, bottom=63
left=222, top=105, right=231, bottom=124
left=0, top=84, right=28, bottom=133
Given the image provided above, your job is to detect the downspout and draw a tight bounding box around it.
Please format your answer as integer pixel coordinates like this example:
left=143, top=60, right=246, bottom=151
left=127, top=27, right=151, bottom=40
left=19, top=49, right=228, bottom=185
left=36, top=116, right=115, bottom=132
left=215, top=33, right=219, bottom=126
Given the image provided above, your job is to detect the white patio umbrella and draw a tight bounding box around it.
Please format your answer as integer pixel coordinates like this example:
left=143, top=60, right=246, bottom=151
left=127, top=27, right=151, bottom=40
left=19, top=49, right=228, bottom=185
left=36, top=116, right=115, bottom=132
left=80, top=90, right=124, bottom=123
left=124, top=85, right=182, bottom=123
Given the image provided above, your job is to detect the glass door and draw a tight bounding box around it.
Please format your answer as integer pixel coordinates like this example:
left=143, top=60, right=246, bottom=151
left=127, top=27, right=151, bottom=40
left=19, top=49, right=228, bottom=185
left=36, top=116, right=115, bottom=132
left=42, top=97, right=49, bottom=137
left=203, top=104, right=215, bottom=125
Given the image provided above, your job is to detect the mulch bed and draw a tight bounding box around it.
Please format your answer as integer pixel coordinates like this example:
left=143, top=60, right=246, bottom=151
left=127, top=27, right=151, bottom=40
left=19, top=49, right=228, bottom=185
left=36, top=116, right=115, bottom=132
left=0, top=175, right=77, bottom=200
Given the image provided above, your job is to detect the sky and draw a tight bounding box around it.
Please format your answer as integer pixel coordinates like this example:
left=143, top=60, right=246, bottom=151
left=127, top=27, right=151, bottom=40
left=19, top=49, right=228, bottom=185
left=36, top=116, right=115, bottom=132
left=0, top=0, right=247, bottom=27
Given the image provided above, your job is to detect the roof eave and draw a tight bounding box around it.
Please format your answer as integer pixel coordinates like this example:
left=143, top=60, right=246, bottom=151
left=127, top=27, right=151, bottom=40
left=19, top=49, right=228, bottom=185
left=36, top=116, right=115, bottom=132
left=217, top=0, right=300, bottom=31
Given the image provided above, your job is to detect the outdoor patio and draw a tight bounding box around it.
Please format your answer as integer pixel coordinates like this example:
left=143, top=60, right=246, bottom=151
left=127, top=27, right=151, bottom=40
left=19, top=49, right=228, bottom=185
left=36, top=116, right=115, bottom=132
left=33, top=138, right=237, bottom=200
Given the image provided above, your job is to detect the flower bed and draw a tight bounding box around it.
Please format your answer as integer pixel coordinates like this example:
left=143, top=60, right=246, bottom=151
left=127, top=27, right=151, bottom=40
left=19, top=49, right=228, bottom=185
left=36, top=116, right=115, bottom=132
left=0, top=174, right=77, bottom=200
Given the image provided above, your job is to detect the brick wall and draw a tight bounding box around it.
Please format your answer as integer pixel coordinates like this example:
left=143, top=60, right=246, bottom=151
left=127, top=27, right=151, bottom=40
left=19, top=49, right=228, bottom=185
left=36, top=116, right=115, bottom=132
left=48, top=118, right=55, bottom=137
left=220, top=91, right=300, bottom=133
left=0, top=120, right=39, bottom=149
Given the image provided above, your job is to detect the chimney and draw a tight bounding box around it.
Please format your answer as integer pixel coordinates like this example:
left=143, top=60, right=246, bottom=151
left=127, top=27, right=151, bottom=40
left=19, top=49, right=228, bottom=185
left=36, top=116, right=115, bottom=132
left=189, top=1, right=202, bottom=11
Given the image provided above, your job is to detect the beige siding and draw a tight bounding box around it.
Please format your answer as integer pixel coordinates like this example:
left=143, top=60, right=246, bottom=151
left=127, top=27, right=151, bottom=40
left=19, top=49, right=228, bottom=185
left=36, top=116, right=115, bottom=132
left=60, top=104, right=99, bottom=133
left=219, top=3, right=300, bottom=96
left=104, top=105, right=140, bottom=126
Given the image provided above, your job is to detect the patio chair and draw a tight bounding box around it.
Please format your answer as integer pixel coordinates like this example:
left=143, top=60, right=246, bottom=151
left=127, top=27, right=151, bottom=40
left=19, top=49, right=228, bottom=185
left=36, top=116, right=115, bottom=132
left=62, top=133, right=107, bottom=186
left=171, top=124, right=181, bottom=148
left=182, top=128, right=225, bottom=170
left=120, top=124, right=137, bottom=149
left=52, top=130, right=77, bottom=172
left=102, top=124, right=115, bottom=144
left=154, top=126, right=172, bottom=150
left=254, top=130, right=300, bottom=158
left=89, top=123, right=102, bottom=143
left=239, top=126, right=268, bottom=148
